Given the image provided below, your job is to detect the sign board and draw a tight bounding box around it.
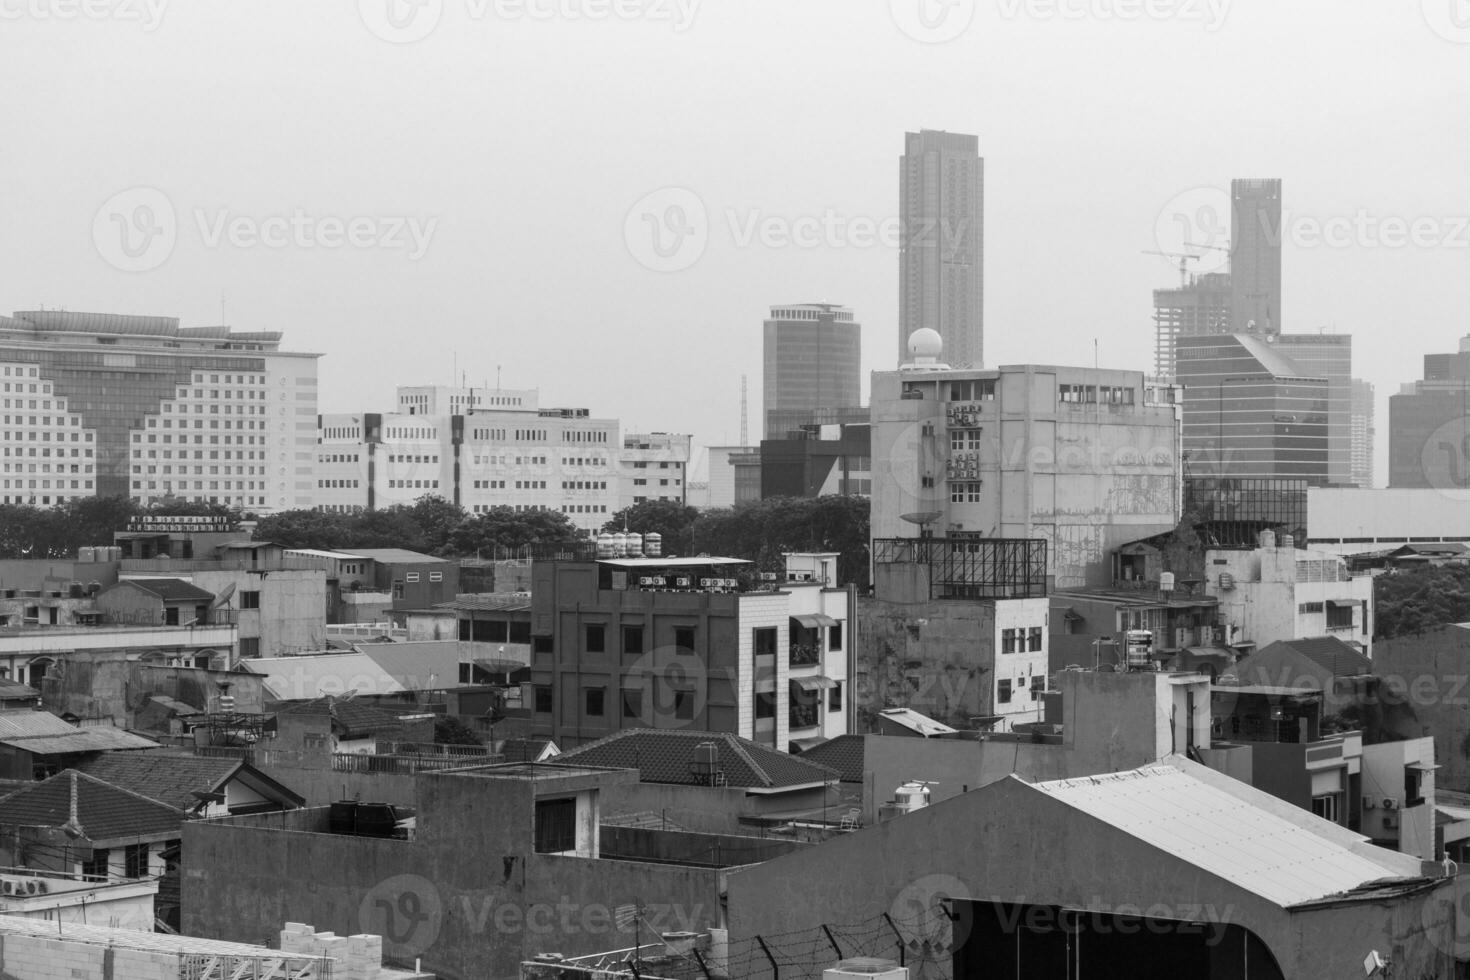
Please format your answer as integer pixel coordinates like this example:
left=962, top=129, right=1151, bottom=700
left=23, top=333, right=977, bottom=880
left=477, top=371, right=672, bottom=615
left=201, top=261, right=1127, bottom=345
left=125, top=515, right=239, bottom=533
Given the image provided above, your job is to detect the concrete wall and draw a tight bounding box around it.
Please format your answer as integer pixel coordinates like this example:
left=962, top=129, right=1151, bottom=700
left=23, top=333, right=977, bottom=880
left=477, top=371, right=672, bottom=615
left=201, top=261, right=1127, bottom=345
left=854, top=597, right=998, bottom=731
left=600, top=779, right=833, bottom=835
left=183, top=770, right=724, bottom=980
left=725, top=775, right=1456, bottom=980
left=190, top=568, right=327, bottom=656
left=1371, top=626, right=1470, bottom=793
left=0, top=931, right=181, bottom=980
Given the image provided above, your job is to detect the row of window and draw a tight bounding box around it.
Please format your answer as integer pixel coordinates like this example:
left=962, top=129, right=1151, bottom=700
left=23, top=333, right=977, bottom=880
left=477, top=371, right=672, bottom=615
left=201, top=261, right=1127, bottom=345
left=5, top=447, right=91, bottom=458
left=997, top=676, right=1046, bottom=704
left=3, top=465, right=92, bottom=474
left=950, top=482, right=982, bottom=502
left=1000, top=627, right=1044, bottom=653
left=1, top=480, right=92, bottom=490
left=562, top=504, right=608, bottom=514
left=389, top=479, right=440, bottom=488
left=318, top=479, right=360, bottom=488
left=141, top=419, right=263, bottom=431
left=139, top=434, right=261, bottom=444
left=1060, top=384, right=1136, bottom=405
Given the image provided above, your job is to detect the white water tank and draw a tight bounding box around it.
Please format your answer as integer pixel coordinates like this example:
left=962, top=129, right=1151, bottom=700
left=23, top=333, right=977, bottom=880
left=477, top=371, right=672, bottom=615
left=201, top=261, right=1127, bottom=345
left=892, top=781, right=931, bottom=814
left=644, top=532, right=662, bottom=558
left=1159, top=571, right=1175, bottom=593
left=625, top=532, right=643, bottom=559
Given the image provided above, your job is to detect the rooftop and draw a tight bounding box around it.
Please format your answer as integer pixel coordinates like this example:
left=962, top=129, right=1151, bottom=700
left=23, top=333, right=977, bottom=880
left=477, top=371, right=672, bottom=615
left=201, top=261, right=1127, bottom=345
left=73, top=750, right=304, bottom=811
left=792, top=734, right=865, bottom=783
left=434, top=593, right=534, bottom=613
left=556, top=729, right=839, bottom=790
left=346, top=548, right=450, bottom=564
left=0, top=712, right=159, bottom=754
left=0, top=770, right=185, bottom=844
left=1031, top=763, right=1425, bottom=907
left=113, top=578, right=217, bottom=603
left=877, top=707, right=957, bottom=738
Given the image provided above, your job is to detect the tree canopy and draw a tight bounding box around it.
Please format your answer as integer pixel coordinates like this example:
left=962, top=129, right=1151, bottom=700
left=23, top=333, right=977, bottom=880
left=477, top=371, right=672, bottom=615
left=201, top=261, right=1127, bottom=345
left=0, top=496, right=240, bottom=559
left=602, top=499, right=701, bottom=555
left=690, top=495, right=870, bottom=590
left=1374, top=564, right=1470, bottom=639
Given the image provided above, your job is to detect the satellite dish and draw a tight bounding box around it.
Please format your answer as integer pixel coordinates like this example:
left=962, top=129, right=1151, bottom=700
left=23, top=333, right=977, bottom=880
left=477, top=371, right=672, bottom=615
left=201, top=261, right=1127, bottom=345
left=210, top=582, right=237, bottom=609
left=900, top=512, right=944, bottom=526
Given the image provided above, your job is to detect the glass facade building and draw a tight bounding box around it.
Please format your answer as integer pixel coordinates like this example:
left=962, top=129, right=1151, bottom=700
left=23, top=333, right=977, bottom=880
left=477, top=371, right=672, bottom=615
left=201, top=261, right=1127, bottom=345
left=1176, top=333, right=1329, bottom=484
left=762, top=304, right=862, bottom=440
left=1230, top=178, right=1283, bottom=334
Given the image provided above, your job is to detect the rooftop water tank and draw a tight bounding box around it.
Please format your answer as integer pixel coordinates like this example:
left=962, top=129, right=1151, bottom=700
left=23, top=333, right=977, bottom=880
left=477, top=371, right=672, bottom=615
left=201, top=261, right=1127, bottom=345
left=644, top=532, right=662, bottom=558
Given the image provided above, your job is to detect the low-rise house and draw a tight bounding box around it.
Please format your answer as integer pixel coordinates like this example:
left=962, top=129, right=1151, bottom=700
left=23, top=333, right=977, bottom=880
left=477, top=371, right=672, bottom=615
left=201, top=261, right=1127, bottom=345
left=0, top=711, right=157, bottom=780
left=95, top=578, right=220, bottom=628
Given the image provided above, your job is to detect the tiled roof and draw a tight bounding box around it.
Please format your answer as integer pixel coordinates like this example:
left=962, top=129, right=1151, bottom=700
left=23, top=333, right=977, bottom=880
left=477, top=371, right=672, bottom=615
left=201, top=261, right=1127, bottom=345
left=119, top=578, right=216, bottom=603
left=557, top=729, right=839, bottom=789
left=276, top=697, right=412, bottom=739
left=0, top=770, right=185, bottom=844
left=0, top=712, right=159, bottom=754
left=1240, top=637, right=1372, bottom=681
left=499, top=738, right=556, bottom=763
left=73, top=751, right=303, bottom=811
left=0, top=679, right=39, bottom=701
left=796, top=734, right=865, bottom=783
left=434, top=594, right=533, bottom=612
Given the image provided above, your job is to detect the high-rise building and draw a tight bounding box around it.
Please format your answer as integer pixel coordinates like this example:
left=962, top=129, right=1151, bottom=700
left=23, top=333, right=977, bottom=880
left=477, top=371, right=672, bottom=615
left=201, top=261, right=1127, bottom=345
left=762, top=303, right=862, bottom=440
left=1175, top=334, right=1328, bottom=484
left=1152, top=272, right=1233, bottom=378
left=1388, top=336, right=1470, bottom=489
left=870, top=331, right=1180, bottom=589
left=0, top=311, right=319, bottom=512
left=617, top=432, right=692, bottom=510
left=1272, top=334, right=1352, bottom=486
left=899, top=130, right=983, bottom=369
left=1350, top=379, right=1375, bottom=489
left=1229, top=178, right=1283, bottom=334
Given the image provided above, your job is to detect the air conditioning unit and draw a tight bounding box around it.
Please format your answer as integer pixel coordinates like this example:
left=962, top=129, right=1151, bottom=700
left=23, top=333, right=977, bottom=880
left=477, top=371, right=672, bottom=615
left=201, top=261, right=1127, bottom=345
left=0, top=880, right=18, bottom=896
left=28, top=880, right=45, bottom=895
left=1383, top=815, right=1399, bottom=829
left=1362, top=795, right=1376, bottom=810
left=1383, top=798, right=1399, bottom=811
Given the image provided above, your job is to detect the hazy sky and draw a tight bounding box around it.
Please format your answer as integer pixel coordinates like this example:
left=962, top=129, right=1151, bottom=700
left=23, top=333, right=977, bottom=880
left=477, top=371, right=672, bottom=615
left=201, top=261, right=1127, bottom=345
left=5, top=0, right=1468, bottom=485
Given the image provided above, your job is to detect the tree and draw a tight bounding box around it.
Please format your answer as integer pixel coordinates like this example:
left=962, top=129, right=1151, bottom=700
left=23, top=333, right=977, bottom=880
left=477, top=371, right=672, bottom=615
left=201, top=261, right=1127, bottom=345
left=253, top=510, right=356, bottom=551
left=1374, top=564, right=1470, bottom=639
left=691, top=495, right=870, bottom=589
left=603, top=499, right=700, bottom=555
left=444, top=507, right=585, bottom=558
left=434, top=715, right=483, bottom=746
left=404, top=495, right=468, bottom=555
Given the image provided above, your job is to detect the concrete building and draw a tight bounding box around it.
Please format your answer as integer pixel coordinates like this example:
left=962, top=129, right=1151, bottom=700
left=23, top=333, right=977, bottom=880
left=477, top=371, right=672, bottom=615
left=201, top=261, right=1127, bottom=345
left=697, top=446, right=751, bottom=510
left=1175, top=333, right=1329, bottom=483
left=727, top=756, right=1453, bottom=980
left=861, top=537, right=1050, bottom=732
left=1152, top=271, right=1232, bottom=379
left=1389, top=335, right=1470, bottom=489
left=871, top=334, right=1180, bottom=588
left=1229, top=177, right=1283, bottom=334
left=899, top=129, right=984, bottom=369
left=1205, top=530, right=1373, bottom=655
left=1305, top=486, right=1470, bottom=555
left=758, top=422, right=871, bottom=499
left=0, top=310, right=319, bottom=512
left=183, top=762, right=734, bottom=980
left=762, top=303, right=862, bottom=440
left=316, top=386, right=691, bottom=532
left=528, top=552, right=853, bottom=752
left=616, top=431, right=691, bottom=510
left=1351, top=377, right=1375, bottom=488
left=1272, top=333, right=1352, bottom=487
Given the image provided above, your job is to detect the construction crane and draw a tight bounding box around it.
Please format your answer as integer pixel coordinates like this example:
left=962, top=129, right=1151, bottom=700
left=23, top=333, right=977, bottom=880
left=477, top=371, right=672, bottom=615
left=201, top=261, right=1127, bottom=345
left=1184, top=240, right=1231, bottom=255
left=1142, top=250, right=1201, bottom=288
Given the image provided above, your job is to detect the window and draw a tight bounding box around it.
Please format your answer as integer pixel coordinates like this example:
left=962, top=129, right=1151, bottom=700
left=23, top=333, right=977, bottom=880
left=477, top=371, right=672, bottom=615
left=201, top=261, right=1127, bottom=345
left=239, top=637, right=260, bottom=658
left=124, top=843, right=149, bottom=878
left=585, top=687, right=605, bottom=717
left=622, top=688, right=642, bottom=719
left=674, top=687, right=694, bottom=721
left=1001, top=629, right=1019, bottom=654
left=405, top=572, right=420, bottom=583
left=1311, top=794, right=1340, bottom=823
left=240, top=590, right=261, bottom=610
left=998, top=679, right=1013, bottom=704
left=1326, top=602, right=1354, bottom=630
left=533, top=685, right=553, bottom=713
left=755, top=690, right=776, bottom=719
left=534, top=798, right=576, bottom=853
left=674, top=626, right=695, bottom=654
left=1027, top=627, right=1043, bottom=651
left=429, top=571, right=443, bottom=583
left=82, top=848, right=110, bottom=879
left=622, top=625, right=644, bottom=655
left=829, top=622, right=843, bottom=650
left=829, top=682, right=843, bottom=712
left=754, top=627, right=777, bottom=659
left=950, top=482, right=982, bottom=502
left=585, top=624, right=605, bottom=653
left=1406, top=766, right=1426, bottom=808
left=1030, top=676, right=1045, bottom=701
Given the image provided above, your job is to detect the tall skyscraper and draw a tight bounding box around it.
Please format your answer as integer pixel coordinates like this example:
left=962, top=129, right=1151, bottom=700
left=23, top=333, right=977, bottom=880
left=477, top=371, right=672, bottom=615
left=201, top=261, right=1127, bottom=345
left=1229, top=178, right=1283, bottom=334
left=0, top=311, right=319, bottom=512
left=899, top=130, right=983, bottom=369
left=762, top=303, right=862, bottom=439
left=1350, top=379, right=1375, bottom=489
left=1272, top=334, right=1352, bottom=486
left=1388, top=336, right=1470, bottom=488
left=1153, top=272, right=1232, bottom=378
left=1175, top=334, right=1328, bottom=484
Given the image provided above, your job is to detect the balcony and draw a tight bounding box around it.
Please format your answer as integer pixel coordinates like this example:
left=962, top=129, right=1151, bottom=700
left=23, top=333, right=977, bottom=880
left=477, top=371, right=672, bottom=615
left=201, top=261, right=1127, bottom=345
left=788, top=642, right=820, bottom=667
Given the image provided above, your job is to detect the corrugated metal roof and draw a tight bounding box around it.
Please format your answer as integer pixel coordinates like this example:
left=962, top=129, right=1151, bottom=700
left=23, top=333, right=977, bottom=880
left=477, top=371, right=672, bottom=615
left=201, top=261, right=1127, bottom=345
left=0, top=712, right=160, bottom=754
left=877, top=707, right=957, bottom=737
left=348, top=548, right=449, bottom=564
left=1032, top=766, right=1416, bottom=907
left=284, top=549, right=369, bottom=561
